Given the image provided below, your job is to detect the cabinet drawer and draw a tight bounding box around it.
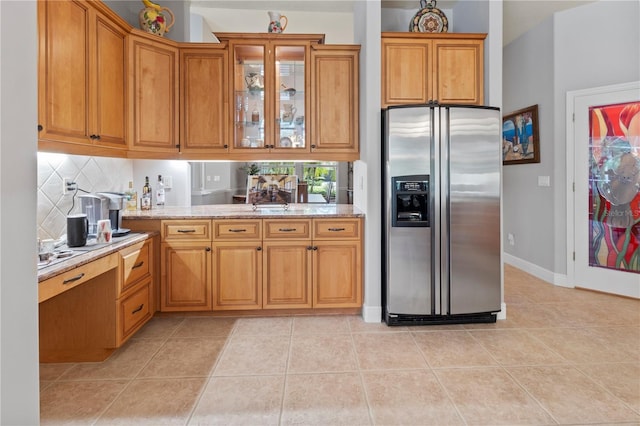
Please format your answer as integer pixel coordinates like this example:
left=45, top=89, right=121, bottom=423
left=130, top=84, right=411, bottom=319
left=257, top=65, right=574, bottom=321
left=120, top=240, right=151, bottom=295
left=264, top=219, right=311, bottom=239
left=119, top=277, right=152, bottom=343
left=313, top=218, right=361, bottom=240
left=214, top=220, right=262, bottom=240
left=162, top=220, right=211, bottom=241
left=39, top=253, right=119, bottom=303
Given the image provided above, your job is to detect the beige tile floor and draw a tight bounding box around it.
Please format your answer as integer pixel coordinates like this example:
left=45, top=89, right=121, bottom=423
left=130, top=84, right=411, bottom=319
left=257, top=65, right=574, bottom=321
left=40, top=265, right=640, bottom=425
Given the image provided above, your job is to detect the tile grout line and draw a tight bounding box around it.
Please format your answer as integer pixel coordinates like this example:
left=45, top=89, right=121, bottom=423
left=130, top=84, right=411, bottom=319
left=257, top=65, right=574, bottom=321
left=90, top=316, right=187, bottom=425
left=278, top=318, right=294, bottom=426
left=409, top=329, right=469, bottom=426
left=349, top=320, right=375, bottom=426
left=184, top=316, right=241, bottom=426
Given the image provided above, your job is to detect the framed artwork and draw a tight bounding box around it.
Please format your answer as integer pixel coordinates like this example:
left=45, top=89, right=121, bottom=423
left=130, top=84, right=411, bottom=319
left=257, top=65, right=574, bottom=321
left=502, top=104, right=540, bottom=165
left=246, top=174, right=298, bottom=205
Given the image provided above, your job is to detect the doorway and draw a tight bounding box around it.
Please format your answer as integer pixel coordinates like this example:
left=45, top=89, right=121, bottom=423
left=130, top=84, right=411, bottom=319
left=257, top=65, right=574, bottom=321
left=566, top=81, right=640, bottom=298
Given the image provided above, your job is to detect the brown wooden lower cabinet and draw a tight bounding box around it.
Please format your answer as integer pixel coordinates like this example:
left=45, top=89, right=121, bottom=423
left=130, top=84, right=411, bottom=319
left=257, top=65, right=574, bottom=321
left=154, top=217, right=362, bottom=314
left=161, top=241, right=212, bottom=311
left=263, top=240, right=313, bottom=309
left=38, top=236, right=155, bottom=363
left=313, top=240, right=362, bottom=308
left=212, top=241, right=263, bottom=310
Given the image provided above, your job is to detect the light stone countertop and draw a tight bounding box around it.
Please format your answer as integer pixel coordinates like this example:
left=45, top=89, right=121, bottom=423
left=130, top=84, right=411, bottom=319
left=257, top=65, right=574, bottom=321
left=37, top=232, right=156, bottom=283
left=121, top=203, right=365, bottom=220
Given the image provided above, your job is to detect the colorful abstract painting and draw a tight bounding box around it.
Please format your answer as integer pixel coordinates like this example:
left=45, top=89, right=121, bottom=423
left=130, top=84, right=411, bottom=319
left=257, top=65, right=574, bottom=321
left=588, top=101, right=640, bottom=273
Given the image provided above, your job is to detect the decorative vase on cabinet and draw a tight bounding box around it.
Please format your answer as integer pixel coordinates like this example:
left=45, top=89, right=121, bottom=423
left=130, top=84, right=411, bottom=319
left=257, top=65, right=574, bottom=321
left=267, top=11, right=288, bottom=33
left=138, top=0, right=175, bottom=37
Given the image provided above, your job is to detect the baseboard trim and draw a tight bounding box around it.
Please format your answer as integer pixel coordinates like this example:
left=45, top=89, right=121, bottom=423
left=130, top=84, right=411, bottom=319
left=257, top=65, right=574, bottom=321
left=497, top=302, right=507, bottom=320
left=503, top=253, right=571, bottom=288
left=362, top=304, right=382, bottom=323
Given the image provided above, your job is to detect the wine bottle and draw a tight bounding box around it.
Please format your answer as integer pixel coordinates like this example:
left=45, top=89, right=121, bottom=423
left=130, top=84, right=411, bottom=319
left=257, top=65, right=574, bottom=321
left=141, top=176, right=152, bottom=210
left=125, top=181, right=138, bottom=211
left=156, top=174, right=165, bottom=207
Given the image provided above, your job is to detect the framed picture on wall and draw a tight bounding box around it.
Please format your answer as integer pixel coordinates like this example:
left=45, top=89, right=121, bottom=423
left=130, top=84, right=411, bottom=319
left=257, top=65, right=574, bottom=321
left=502, top=104, right=540, bottom=165
left=246, top=174, right=298, bottom=205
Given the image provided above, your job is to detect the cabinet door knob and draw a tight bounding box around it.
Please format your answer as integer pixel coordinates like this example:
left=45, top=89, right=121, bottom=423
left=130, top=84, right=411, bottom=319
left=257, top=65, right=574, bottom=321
left=205, top=247, right=211, bottom=252
left=256, top=246, right=262, bottom=251
left=37, top=124, right=43, bottom=131
left=311, top=144, right=316, bottom=149
left=307, top=246, right=313, bottom=250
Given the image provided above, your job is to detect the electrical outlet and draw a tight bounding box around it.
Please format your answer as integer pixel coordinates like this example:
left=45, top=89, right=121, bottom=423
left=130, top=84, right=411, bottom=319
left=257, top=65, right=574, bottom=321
left=507, top=233, right=515, bottom=246
left=214, top=175, right=220, bottom=182
left=62, top=177, right=76, bottom=195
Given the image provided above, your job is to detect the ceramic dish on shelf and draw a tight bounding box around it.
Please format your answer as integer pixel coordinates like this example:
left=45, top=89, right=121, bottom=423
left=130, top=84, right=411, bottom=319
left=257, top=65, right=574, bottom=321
left=409, top=0, right=448, bottom=33
left=280, top=136, right=292, bottom=147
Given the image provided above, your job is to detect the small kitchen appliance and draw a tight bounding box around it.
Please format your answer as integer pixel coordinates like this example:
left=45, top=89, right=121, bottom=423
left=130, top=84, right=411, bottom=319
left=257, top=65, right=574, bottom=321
left=96, top=192, right=130, bottom=237
left=79, top=192, right=130, bottom=237
left=78, top=193, right=109, bottom=236
left=66, top=213, right=88, bottom=247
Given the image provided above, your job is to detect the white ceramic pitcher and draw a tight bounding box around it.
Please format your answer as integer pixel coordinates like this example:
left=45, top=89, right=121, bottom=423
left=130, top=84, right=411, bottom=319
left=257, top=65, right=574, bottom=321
left=267, top=11, right=288, bottom=33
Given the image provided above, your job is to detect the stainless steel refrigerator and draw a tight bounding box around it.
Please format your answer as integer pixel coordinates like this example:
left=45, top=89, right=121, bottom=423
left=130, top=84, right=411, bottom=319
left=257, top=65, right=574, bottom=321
left=382, top=104, right=502, bottom=325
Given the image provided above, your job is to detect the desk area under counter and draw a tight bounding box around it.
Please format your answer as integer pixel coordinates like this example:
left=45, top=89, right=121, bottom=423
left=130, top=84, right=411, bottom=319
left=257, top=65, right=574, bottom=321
left=122, top=204, right=365, bottom=315
left=38, top=232, right=158, bottom=363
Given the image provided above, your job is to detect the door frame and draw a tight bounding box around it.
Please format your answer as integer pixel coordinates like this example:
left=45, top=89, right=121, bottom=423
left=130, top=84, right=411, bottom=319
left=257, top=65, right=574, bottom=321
left=566, top=81, right=640, bottom=291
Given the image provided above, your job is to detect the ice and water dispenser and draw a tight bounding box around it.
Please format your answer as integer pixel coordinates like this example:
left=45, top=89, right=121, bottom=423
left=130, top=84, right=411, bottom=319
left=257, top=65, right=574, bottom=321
left=391, top=175, right=429, bottom=227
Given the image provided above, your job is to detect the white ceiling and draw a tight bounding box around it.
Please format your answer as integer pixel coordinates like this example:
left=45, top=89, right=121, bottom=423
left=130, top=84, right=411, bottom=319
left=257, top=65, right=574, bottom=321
left=190, top=0, right=596, bottom=46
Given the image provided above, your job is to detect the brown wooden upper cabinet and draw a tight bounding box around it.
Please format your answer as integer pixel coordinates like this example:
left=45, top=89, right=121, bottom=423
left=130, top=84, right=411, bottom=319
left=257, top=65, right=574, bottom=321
left=216, top=33, right=360, bottom=161
left=310, top=45, right=360, bottom=158
left=37, top=1, right=361, bottom=161
left=38, top=0, right=129, bottom=155
left=128, top=31, right=180, bottom=154
left=179, top=44, right=229, bottom=154
left=381, top=32, right=485, bottom=108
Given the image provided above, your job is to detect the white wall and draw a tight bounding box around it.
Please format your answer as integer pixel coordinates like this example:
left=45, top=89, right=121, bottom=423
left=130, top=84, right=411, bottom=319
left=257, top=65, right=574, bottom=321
left=132, top=160, right=192, bottom=207
left=503, top=0, right=639, bottom=280
left=0, top=1, right=40, bottom=423
left=503, top=18, right=555, bottom=272
left=553, top=0, right=639, bottom=275
left=354, top=0, right=382, bottom=322
left=191, top=7, right=354, bottom=44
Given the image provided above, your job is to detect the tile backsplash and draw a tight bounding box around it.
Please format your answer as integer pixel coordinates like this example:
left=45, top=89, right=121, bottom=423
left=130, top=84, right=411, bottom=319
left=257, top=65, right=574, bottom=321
left=37, top=152, right=133, bottom=240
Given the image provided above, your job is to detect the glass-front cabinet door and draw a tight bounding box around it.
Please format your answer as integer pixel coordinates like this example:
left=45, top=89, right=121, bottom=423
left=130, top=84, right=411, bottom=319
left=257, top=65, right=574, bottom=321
left=231, top=43, right=266, bottom=150
left=275, top=45, right=306, bottom=150
left=220, top=33, right=323, bottom=155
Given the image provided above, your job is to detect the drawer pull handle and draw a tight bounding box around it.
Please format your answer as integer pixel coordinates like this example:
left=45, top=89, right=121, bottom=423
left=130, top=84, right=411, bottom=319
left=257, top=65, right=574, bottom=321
left=278, top=228, right=297, bottom=232
left=177, top=229, right=196, bottom=233
left=132, top=261, right=144, bottom=269
left=229, top=229, right=247, bottom=233
left=131, top=304, right=144, bottom=314
left=63, top=273, right=85, bottom=284
left=328, top=227, right=346, bottom=232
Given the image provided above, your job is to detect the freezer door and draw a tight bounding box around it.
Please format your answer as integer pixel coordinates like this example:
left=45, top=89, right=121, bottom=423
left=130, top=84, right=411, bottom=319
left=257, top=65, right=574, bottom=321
left=384, top=106, right=433, bottom=315
left=445, top=106, right=501, bottom=314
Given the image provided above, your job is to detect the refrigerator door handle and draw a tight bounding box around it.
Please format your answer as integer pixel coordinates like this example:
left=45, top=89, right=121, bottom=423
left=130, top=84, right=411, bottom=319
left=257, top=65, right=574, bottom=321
left=440, top=107, right=450, bottom=316
left=433, top=107, right=441, bottom=316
